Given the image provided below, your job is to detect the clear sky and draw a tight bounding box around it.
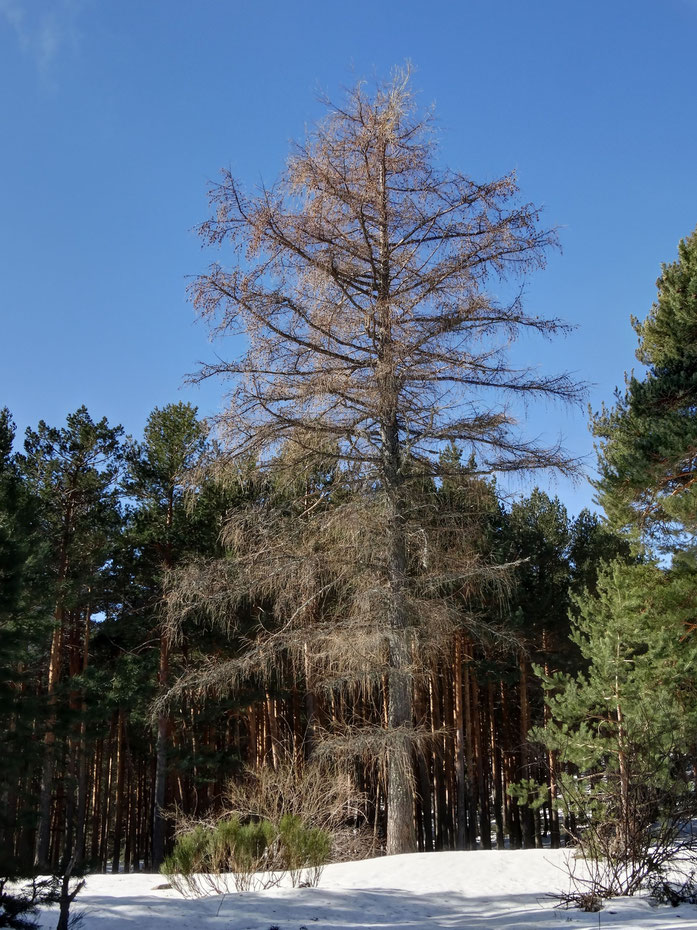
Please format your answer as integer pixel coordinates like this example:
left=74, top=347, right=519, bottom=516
left=1, top=0, right=696, bottom=516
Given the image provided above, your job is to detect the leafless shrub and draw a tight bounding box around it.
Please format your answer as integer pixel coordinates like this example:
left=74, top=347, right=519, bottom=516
left=222, top=757, right=375, bottom=862
left=554, top=766, right=697, bottom=906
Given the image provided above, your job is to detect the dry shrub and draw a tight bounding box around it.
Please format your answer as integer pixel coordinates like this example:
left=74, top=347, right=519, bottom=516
left=163, top=759, right=373, bottom=898
left=223, top=758, right=375, bottom=863
left=553, top=766, right=697, bottom=908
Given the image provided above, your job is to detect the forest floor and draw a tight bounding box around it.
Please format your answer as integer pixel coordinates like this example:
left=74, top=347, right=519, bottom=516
left=36, top=848, right=697, bottom=929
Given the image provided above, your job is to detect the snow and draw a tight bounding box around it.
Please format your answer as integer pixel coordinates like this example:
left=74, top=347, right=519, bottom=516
left=35, top=849, right=697, bottom=929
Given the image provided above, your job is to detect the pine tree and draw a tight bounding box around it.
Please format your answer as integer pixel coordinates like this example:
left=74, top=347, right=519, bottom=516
left=21, top=407, right=123, bottom=870
left=593, top=227, right=697, bottom=550
left=508, top=490, right=572, bottom=652
left=122, top=402, right=212, bottom=868
left=536, top=559, right=697, bottom=893
left=567, top=508, right=631, bottom=598
left=505, top=490, right=572, bottom=847
left=0, top=409, right=51, bottom=872
left=186, top=68, right=580, bottom=853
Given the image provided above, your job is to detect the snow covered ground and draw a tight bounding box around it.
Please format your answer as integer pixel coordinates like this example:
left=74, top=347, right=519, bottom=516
left=36, top=849, right=697, bottom=930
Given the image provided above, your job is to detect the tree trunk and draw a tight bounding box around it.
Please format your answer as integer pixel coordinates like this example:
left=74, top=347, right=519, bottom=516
left=615, top=633, right=630, bottom=851
left=265, top=689, right=281, bottom=769
left=383, top=489, right=416, bottom=854
left=303, top=642, right=316, bottom=759
left=89, top=739, right=104, bottom=865
left=472, top=671, right=491, bottom=849
left=411, top=679, right=431, bottom=851
left=99, top=716, right=117, bottom=871
left=518, top=650, right=535, bottom=848
left=428, top=674, right=446, bottom=851
left=453, top=634, right=467, bottom=849
left=374, top=133, right=416, bottom=856
left=542, top=630, right=560, bottom=848
left=74, top=606, right=91, bottom=867
left=152, top=490, right=176, bottom=869
left=463, top=645, right=478, bottom=849
left=35, top=607, right=65, bottom=869
left=151, top=634, right=169, bottom=869
left=386, top=650, right=415, bottom=854
left=489, top=682, right=505, bottom=848
left=112, top=709, right=127, bottom=874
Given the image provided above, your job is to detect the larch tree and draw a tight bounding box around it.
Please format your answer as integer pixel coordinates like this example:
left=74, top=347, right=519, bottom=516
left=186, top=69, right=580, bottom=854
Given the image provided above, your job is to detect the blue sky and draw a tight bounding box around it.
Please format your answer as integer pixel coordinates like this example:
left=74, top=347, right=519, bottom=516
left=1, top=0, right=696, bottom=516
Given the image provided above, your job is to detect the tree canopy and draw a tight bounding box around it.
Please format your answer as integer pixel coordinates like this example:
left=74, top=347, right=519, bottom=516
left=593, top=228, right=697, bottom=550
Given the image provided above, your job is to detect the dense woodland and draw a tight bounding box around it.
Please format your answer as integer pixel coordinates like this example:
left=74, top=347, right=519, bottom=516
left=2, top=72, right=697, bottom=882
left=0, top=399, right=632, bottom=872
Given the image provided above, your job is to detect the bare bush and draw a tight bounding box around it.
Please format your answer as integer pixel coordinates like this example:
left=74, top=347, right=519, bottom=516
left=222, top=758, right=375, bottom=862
left=162, top=759, right=366, bottom=898
left=554, top=765, right=697, bottom=905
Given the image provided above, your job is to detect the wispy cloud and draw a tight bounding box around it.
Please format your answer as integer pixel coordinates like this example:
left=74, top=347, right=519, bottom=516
left=0, top=0, right=85, bottom=75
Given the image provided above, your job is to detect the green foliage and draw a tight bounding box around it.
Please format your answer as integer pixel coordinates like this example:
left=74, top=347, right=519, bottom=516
left=539, top=560, right=696, bottom=774
left=162, top=824, right=211, bottom=880
left=535, top=559, right=697, bottom=896
left=278, top=814, right=331, bottom=880
left=507, top=779, right=548, bottom=813
left=123, top=402, right=213, bottom=565
left=507, top=489, right=572, bottom=651
left=162, top=814, right=331, bottom=896
left=215, top=818, right=275, bottom=874
left=567, top=508, right=631, bottom=597
left=593, top=227, right=697, bottom=550
left=554, top=227, right=697, bottom=902
left=0, top=410, right=54, bottom=869
left=0, top=877, right=61, bottom=930
left=18, top=405, right=124, bottom=651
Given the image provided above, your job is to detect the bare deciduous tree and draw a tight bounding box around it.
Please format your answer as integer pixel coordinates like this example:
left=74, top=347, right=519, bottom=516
left=180, top=68, right=580, bottom=854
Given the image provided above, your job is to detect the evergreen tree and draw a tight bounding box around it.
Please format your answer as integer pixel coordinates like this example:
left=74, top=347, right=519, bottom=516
left=505, top=490, right=572, bottom=846
left=122, top=402, right=212, bottom=868
left=593, top=227, right=697, bottom=550
left=0, top=408, right=28, bottom=620
left=21, top=407, right=123, bottom=870
left=536, top=559, right=697, bottom=893
left=0, top=409, right=51, bottom=872
left=508, top=490, right=572, bottom=652
left=568, top=508, right=632, bottom=598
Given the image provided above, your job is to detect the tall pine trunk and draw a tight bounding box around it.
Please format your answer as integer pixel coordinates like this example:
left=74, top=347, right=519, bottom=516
left=453, top=634, right=468, bottom=849
left=35, top=607, right=65, bottom=869
left=152, top=490, right=175, bottom=869
left=151, top=635, right=169, bottom=869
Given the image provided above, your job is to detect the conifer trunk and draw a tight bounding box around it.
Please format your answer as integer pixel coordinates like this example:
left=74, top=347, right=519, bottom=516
left=112, top=709, right=127, bottom=874
left=376, top=132, right=416, bottom=856
left=463, top=646, right=478, bottom=848
left=542, top=630, right=560, bottom=848
left=35, top=606, right=65, bottom=869
left=518, top=651, right=535, bottom=847
left=152, top=636, right=169, bottom=868
left=489, top=682, right=505, bottom=848
left=454, top=635, right=467, bottom=849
